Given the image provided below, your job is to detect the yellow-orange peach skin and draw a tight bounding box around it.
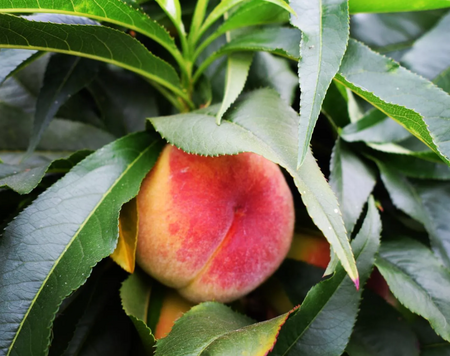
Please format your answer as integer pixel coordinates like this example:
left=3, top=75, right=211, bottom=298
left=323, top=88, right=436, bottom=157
left=136, top=145, right=295, bottom=303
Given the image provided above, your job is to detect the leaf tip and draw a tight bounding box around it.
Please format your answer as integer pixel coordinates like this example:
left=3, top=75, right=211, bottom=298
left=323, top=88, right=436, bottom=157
left=354, top=277, right=360, bottom=291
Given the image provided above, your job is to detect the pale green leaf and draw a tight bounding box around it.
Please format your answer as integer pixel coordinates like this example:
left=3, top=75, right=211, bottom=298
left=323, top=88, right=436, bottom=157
left=335, top=39, right=450, bottom=166
left=216, top=52, right=253, bottom=124
left=376, top=237, right=450, bottom=342
left=290, top=0, right=349, bottom=167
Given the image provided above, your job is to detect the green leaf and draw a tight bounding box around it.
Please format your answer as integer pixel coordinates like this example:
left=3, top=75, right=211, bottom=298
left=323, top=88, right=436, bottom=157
left=194, top=27, right=301, bottom=82
left=55, top=264, right=129, bottom=356
left=0, top=132, right=164, bottom=355
left=321, top=81, right=351, bottom=128
left=154, top=0, right=183, bottom=31
left=369, top=151, right=450, bottom=180
left=88, top=66, right=158, bottom=136
left=346, top=292, right=420, bottom=356
left=27, top=55, right=99, bottom=156
left=120, top=269, right=156, bottom=354
left=0, top=104, right=114, bottom=152
left=329, top=139, right=377, bottom=234
left=0, top=48, right=38, bottom=85
left=402, top=12, right=450, bottom=79
left=0, top=14, right=185, bottom=98
left=375, top=237, right=450, bottom=342
left=0, top=150, right=91, bottom=194
left=150, top=88, right=359, bottom=289
left=247, top=52, right=298, bottom=105
left=195, top=0, right=290, bottom=56
left=0, top=0, right=181, bottom=63
left=349, top=0, right=450, bottom=13
left=216, top=52, right=253, bottom=124
left=271, top=196, right=381, bottom=356
left=374, top=160, right=450, bottom=268
left=350, top=11, right=443, bottom=57
left=156, top=302, right=291, bottom=356
left=290, top=0, right=349, bottom=168
left=196, top=0, right=294, bottom=43
left=340, top=110, right=410, bottom=144
left=335, top=39, right=450, bottom=166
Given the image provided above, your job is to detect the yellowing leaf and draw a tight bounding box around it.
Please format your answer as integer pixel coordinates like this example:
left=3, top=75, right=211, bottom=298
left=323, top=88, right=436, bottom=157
left=111, top=198, right=138, bottom=273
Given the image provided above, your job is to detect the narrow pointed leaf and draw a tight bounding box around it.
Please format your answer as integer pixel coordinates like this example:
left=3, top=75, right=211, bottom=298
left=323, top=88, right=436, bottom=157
left=271, top=197, right=381, bottom=356
left=375, top=237, right=450, bottom=342
left=0, top=150, right=91, bottom=194
left=198, top=0, right=294, bottom=41
left=216, top=52, right=253, bottom=124
left=374, top=159, right=450, bottom=268
left=156, top=302, right=291, bottom=356
left=0, top=132, right=164, bottom=355
left=290, top=0, right=349, bottom=168
left=335, top=39, right=450, bottom=166
left=0, top=48, right=38, bottom=85
left=111, top=198, right=139, bottom=273
left=0, top=14, right=184, bottom=97
left=329, top=139, right=377, bottom=234
left=194, top=27, right=300, bottom=81
left=150, top=88, right=358, bottom=288
left=0, top=0, right=180, bottom=61
left=120, top=270, right=155, bottom=354
left=27, top=55, right=99, bottom=156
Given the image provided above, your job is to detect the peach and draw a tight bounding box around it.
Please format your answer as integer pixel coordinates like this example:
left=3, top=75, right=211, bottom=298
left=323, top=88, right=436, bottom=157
left=136, top=145, right=295, bottom=303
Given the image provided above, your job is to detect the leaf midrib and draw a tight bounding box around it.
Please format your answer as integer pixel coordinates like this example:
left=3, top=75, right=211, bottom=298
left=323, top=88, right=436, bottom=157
left=6, top=139, right=157, bottom=355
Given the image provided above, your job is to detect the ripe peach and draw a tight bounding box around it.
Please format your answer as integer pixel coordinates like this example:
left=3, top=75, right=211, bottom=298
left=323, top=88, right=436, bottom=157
left=136, top=145, right=295, bottom=303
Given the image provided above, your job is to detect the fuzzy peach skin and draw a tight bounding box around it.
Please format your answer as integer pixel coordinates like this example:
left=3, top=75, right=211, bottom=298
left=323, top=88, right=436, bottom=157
left=136, top=145, right=295, bottom=303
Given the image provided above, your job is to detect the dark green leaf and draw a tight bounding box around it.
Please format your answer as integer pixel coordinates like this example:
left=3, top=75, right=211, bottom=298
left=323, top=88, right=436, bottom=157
left=120, top=269, right=156, bottom=354
left=290, top=0, right=349, bottom=167
left=0, top=48, right=38, bottom=85
left=0, top=0, right=181, bottom=64
left=270, top=197, right=381, bottom=356
left=346, top=292, right=420, bottom=356
left=0, top=150, right=90, bottom=194
left=0, top=132, right=164, bottom=355
left=0, top=14, right=185, bottom=98
left=194, top=27, right=301, bottom=82
left=376, top=237, right=450, bottom=342
left=336, top=39, right=450, bottom=166
left=156, top=302, right=291, bottom=356
left=402, top=12, right=450, bottom=79
left=329, top=139, right=377, bottom=233
left=27, top=55, right=99, bottom=155
left=321, top=81, right=351, bottom=128
left=150, top=88, right=358, bottom=287
left=88, top=66, right=158, bottom=136
left=0, top=103, right=114, bottom=152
